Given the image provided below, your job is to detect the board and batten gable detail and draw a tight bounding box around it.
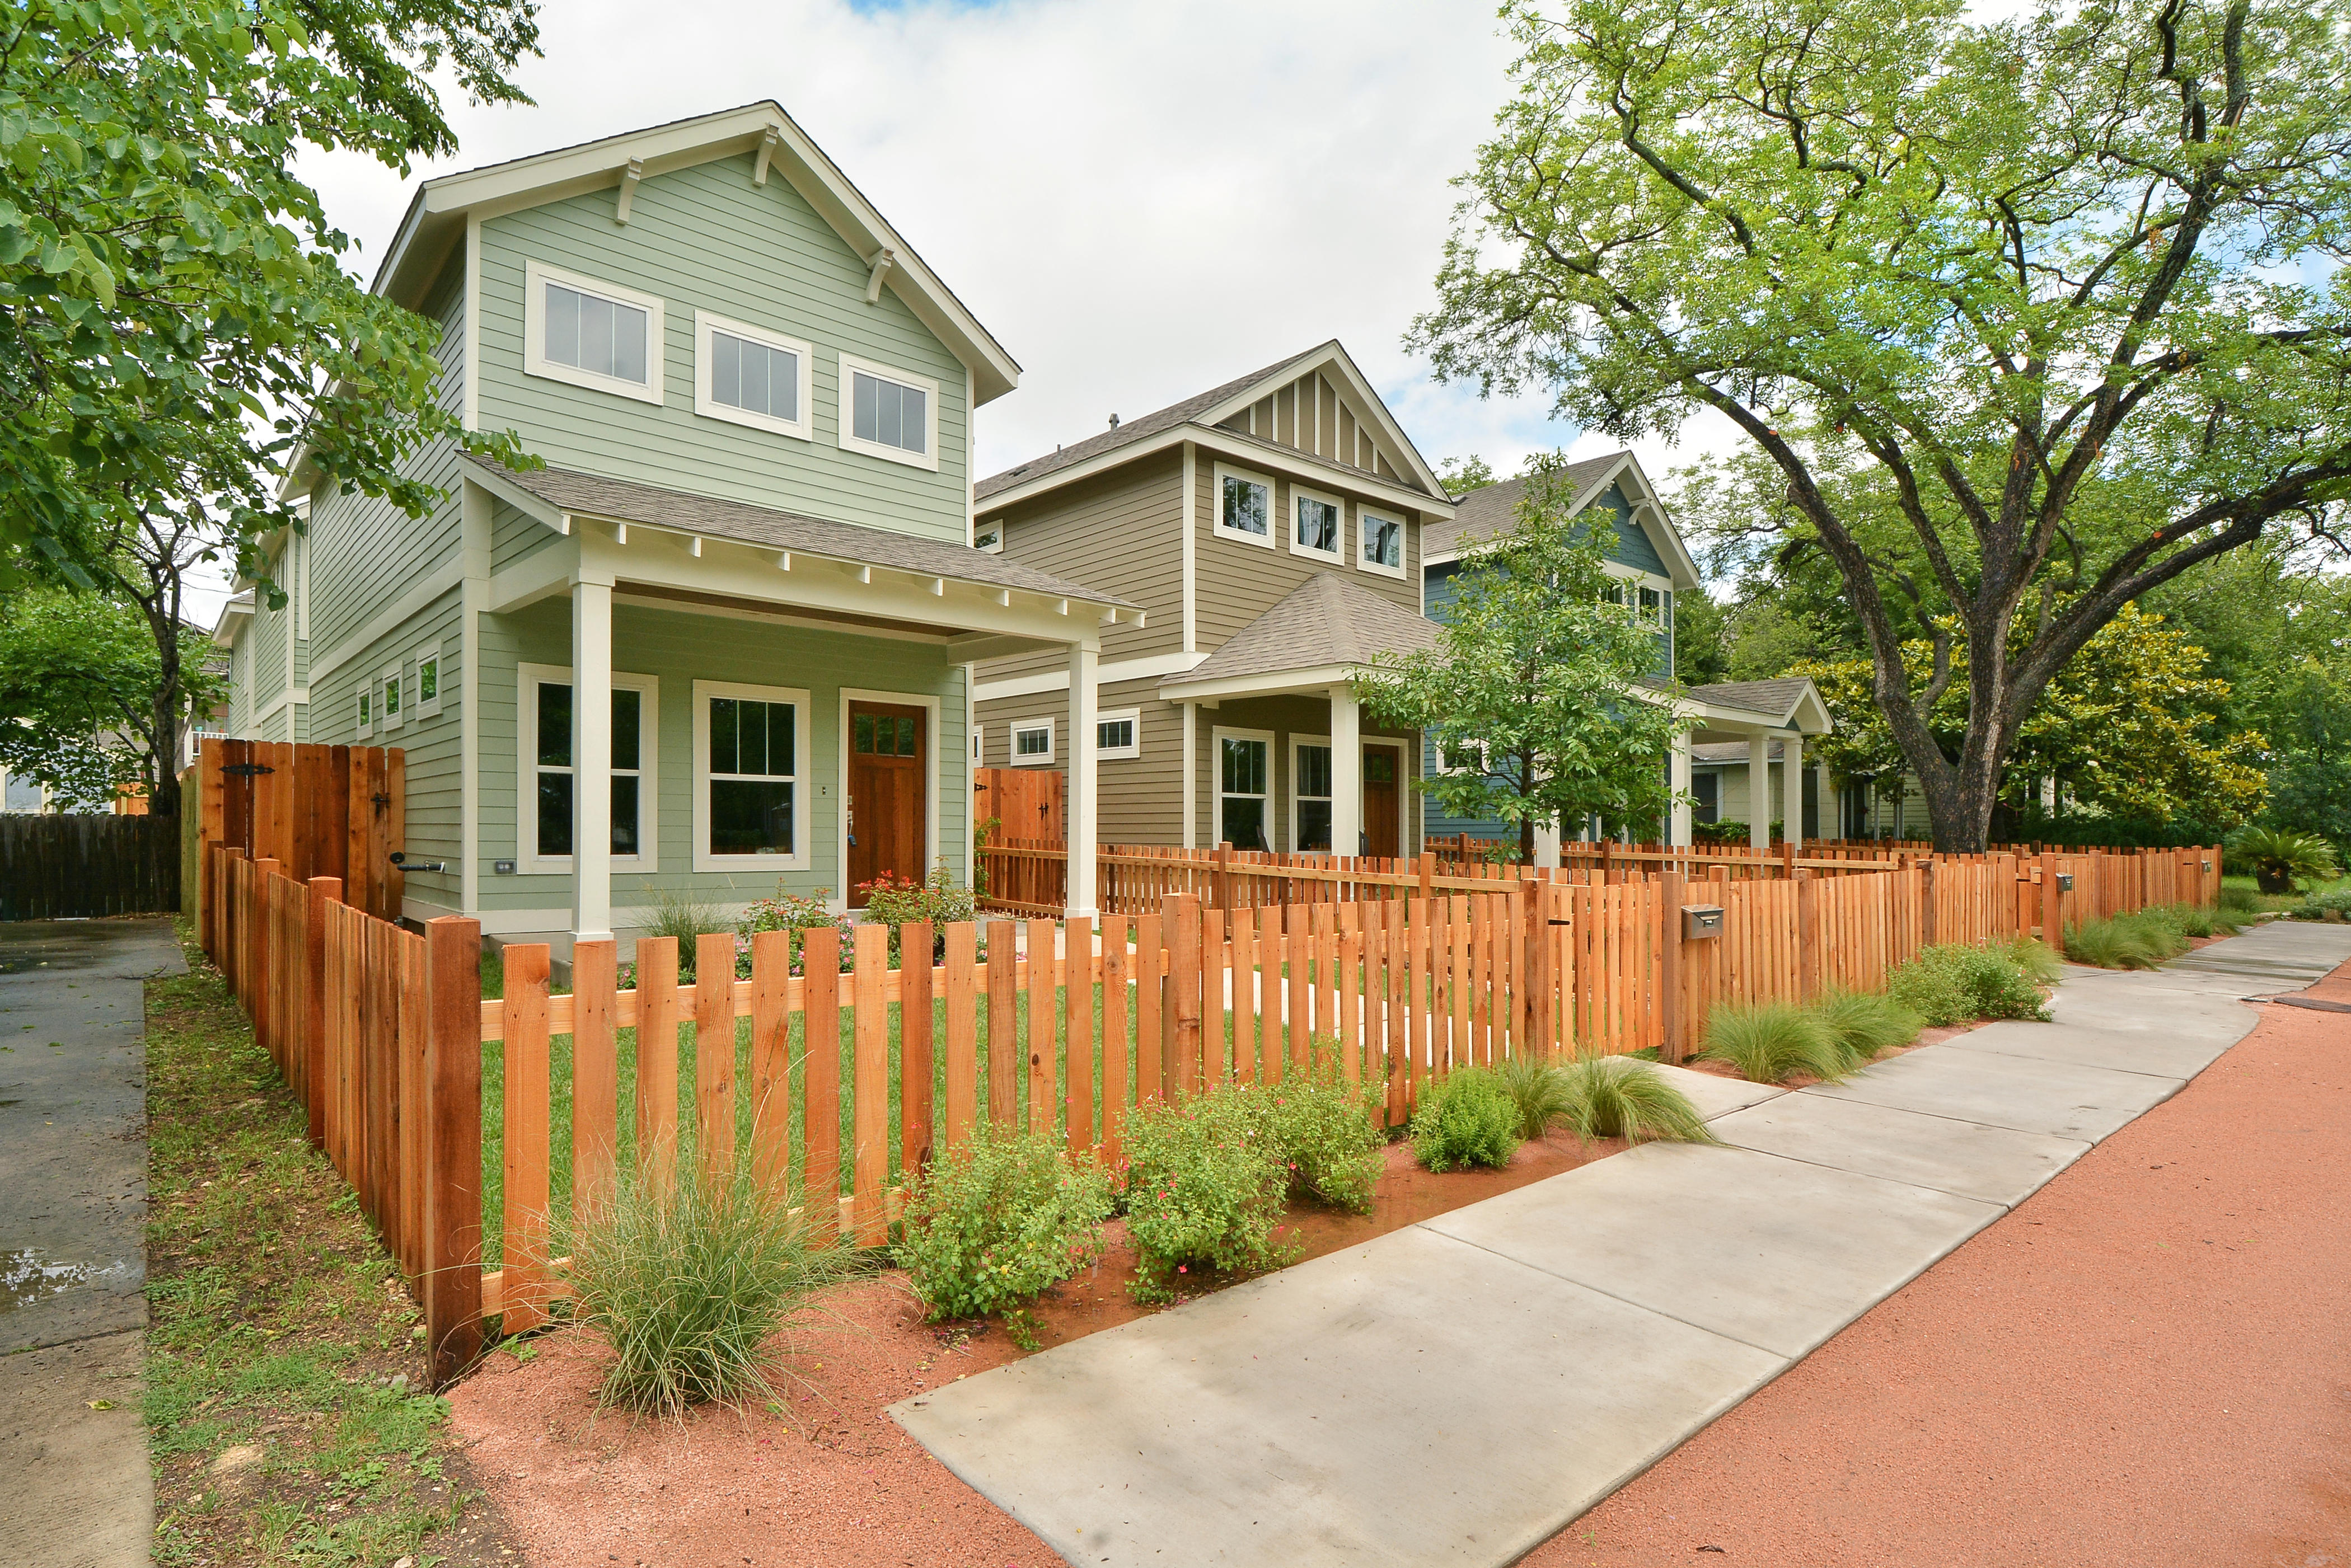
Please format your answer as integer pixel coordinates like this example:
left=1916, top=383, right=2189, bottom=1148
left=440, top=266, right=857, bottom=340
left=1212, top=367, right=1415, bottom=486
left=474, top=154, right=972, bottom=546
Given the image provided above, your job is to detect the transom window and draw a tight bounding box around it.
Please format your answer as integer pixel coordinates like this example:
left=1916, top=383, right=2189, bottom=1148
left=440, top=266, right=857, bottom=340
left=840, top=354, right=940, bottom=470
left=1010, top=720, right=1053, bottom=766
left=1215, top=465, right=1275, bottom=547
left=523, top=261, right=664, bottom=405
left=1292, top=489, right=1342, bottom=561
left=1217, top=732, right=1271, bottom=851
left=691, top=682, right=808, bottom=872
left=1361, top=511, right=1403, bottom=574
left=1294, top=742, right=1333, bottom=852
left=518, top=665, right=657, bottom=869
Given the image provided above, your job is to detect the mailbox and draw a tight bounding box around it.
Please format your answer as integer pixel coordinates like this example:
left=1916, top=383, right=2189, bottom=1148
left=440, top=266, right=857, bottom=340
left=1682, top=904, right=1725, bottom=940
left=2056, top=872, right=2074, bottom=893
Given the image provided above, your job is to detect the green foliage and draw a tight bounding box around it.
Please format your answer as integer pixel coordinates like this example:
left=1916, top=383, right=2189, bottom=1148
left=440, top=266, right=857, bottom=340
left=1886, top=944, right=2053, bottom=1027
left=1994, top=935, right=2067, bottom=987
left=1257, top=1065, right=1388, bottom=1214
left=1438, top=453, right=1500, bottom=493
left=894, top=1125, right=1113, bottom=1345
left=2165, top=903, right=2245, bottom=940
left=2291, top=883, right=2351, bottom=920
left=2218, top=881, right=2262, bottom=913
left=1497, top=1051, right=1577, bottom=1140
left=856, top=861, right=978, bottom=965
left=2228, top=827, right=2342, bottom=893
left=0, top=585, right=200, bottom=806
left=2066, top=910, right=2193, bottom=970
left=1415, top=0, right=2351, bottom=850
left=1698, top=1002, right=1847, bottom=1085
left=1356, top=452, right=1689, bottom=856
left=1122, top=1087, right=1294, bottom=1303
left=556, top=1152, right=856, bottom=1419
left=1554, top=1053, right=1717, bottom=1145
left=1, top=0, right=541, bottom=593
left=1409, top=1068, right=1523, bottom=1172
left=643, top=891, right=725, bottom=980
left=736, top=884, right=849, bottom=974
left=1813, top=988, right=1924, bottom=1071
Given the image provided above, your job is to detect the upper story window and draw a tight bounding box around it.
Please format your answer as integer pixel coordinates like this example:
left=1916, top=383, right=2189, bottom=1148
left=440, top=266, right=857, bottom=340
left=695, top=312, right=812, bottom=439
left=1360, top=510, right=1404, bottom=577
left=839, top=354, right=940, bottom=471
left=523, top=261, right=664, bottom=406
left=1213, top=463, right=1275, bottom=548
left=974, top=524, right=1003, bottom=553
left=1291, top=486, right=1343, bottom=564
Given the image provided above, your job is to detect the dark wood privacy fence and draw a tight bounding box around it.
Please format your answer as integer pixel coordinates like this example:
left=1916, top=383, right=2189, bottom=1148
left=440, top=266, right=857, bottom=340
left=0, top=814, right=182, bottom=920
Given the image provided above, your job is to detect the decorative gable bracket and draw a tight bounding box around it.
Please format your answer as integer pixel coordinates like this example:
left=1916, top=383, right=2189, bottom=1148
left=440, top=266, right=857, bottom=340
left=613, top=158, right=645, bottom=226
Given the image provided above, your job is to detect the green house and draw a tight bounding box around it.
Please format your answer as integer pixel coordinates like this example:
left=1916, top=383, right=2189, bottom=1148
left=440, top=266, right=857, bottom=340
left=214, top=104, right=1128, bottom=958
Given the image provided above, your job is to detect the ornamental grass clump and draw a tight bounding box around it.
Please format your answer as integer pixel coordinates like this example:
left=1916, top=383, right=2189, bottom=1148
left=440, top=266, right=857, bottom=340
left=1813, top=987, right=1924, bottom=1072
left=558, top=1149, right=857, bottom=1420
left=1409, top=1067, right=1522, bottom=1172
left=2063, top=912, right=2187, bottom=970
left=1122, top=1086, right=1293, bottom=1303
left=1698, top=1001, right=1847, bottom=1085
left=1554, top=1052, right=1715, bottom=1145
left=1886, top=943, right=2052, bottom=1026
left=1497, top=1050, right=1577, bottom=1141
left=893, top=1124, right=1113, bottom=1347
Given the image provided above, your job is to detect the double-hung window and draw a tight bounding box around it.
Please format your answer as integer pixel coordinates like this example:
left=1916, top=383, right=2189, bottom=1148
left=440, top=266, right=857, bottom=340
left=695, top=312, right=812, bottom=438
left=1360, top=510, right=1404, bottom=576
left=1292, top=739, right=1333, bottom=852
left=1213, top=464, right=1275, bottom=547
left=839, top=354, right=940, bottom=470
left=1291, top=486, right=1343, bottom=564
left=523, top=261, right=664, bottom=405
left=518, top=665, right=659, bottom=871
left=692, top=681, right=807, bottom=871
left=1216, top=730, right=1272, bottom=852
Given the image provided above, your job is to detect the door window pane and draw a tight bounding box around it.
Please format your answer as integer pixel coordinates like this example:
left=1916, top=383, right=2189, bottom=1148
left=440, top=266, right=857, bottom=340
left=854, top=712, right=875, bottom=754
left=897, top=716, right=917, bottom=755
left=1366, top=751, right=1395, bottom=785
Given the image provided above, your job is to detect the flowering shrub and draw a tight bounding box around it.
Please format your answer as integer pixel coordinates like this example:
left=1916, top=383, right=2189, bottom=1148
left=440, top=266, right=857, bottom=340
left=894, top=1124, right=1113, bottom=1348
left=1121, top=1086, right=1293, bottom=1303
left=855, top=861, right=977, bottom=965
left=1885, top=943, right=2050, bottom=1026
left=1254, top=1064, right=1385, bottom=1214
left=736, top=886, right=849, bottom=975
left=1409, top=1068, right=1522, bottom=1171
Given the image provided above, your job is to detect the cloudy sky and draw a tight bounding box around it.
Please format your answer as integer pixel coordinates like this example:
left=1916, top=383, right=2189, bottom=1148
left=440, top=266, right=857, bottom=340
left=191, top=0, right=1739, bottom=622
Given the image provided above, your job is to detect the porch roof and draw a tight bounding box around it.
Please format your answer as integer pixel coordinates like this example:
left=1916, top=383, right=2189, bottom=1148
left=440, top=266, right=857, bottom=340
left=465, top=458, right=1137, bottom=612
left=1160, top=572, right=1441, bottom=701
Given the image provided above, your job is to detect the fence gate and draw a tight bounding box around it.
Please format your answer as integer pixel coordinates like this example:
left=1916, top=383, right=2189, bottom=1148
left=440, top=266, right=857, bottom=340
left=197, top=738, right=405, bottom=925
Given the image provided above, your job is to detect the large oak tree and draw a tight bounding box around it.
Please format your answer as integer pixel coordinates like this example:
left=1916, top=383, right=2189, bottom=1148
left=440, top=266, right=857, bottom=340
left=1413, top=0, right=2351, bottom=851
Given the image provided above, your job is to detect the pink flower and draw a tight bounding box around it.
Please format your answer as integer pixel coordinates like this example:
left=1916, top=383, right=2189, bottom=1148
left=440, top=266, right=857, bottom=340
left=1178, top=1265, right=1188, bottom=1274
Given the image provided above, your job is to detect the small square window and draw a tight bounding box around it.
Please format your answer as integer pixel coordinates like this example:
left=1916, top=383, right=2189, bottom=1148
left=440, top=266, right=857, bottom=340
left=1292, top=490, right=1342, bottom=561
left=1361, top=511, right=1404, bottom=575
left=1096, top=710, right=1140, bottom=760
left=1214, top=465, right=1276, bottom=547
left=1011, top=720, right=1054, bottom=766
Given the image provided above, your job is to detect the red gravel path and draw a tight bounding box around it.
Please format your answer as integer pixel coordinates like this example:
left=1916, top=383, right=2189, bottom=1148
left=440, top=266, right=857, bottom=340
left=1527, top=955, right=2351, bottom=1568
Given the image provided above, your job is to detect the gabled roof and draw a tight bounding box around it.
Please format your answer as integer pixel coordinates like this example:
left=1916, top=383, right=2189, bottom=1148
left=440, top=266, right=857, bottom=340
left=1422, top=450, right=1702, bottom=591
left=1160, top=573, right=1440, bottom=694
left=976, top=341, right=1450, bottom=508
left=465, top=458, right=1133, bottom=611
left=375, top=102, right=1019, bottom=404
left=1684, top=677, right=1833, bottom=734
left=211, top=590, right=254, bottom=649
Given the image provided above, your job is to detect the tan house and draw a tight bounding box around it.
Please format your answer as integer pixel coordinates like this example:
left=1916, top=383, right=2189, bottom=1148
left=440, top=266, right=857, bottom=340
left=971, top=342, right=1456, bottom=858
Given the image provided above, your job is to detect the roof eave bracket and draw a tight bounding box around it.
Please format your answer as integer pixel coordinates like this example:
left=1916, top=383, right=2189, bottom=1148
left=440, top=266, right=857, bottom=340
left=614, top=158, right=644, bottom=226
left=864, top=247, right=896, bottom=304
left=753, top=125, right=783, bottom=186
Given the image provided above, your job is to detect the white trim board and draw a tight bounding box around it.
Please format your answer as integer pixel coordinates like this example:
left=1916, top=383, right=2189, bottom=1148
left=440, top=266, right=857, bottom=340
left=975, top=649, right=1207, bottom=703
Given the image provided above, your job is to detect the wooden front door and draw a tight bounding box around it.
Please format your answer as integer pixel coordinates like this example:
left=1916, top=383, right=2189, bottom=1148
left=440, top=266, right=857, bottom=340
left=1362, top=746, right=1401, bottom=860
left=847, top=702, right=926, bottom=904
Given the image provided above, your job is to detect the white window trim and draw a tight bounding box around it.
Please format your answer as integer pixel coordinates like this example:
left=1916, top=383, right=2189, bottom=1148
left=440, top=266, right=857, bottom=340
left=379, top=664, right=404, bottom=733
left=1009, top=717, right=1055, bottom=768
left=1211, top=462, right=1278, bottom=550
left=691, top=678, right=808, bottom=874
left=838, top=687, right=943, bottom=900
left=973, top=523, right=1004, bottom=554
left=1358, top=507, right=1407, bottom=579
left=1288, top=484, right=1346, bottom=566
left=1289, top=732, right=1334, bottom=852
left=1212, top=725, right=1276, bottom=851
left=1095, top=707, right=1141, bottom=761
left=519, top=663, right=662, bottom=875
left=522, top=259, right=666, bottom=406
left=837, top=352, right=942, bottom=471
left=971, top=725, right=984, bottom=764
left=1438, top=735, right=1490, bottom=774
left=414, top=639, right=443, bottom=719
left=694, top=310, right=813, bottom=439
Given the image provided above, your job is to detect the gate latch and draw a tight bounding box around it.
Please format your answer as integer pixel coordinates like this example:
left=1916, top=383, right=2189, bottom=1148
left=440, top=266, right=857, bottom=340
left=221, top=762, right=275, bottom=778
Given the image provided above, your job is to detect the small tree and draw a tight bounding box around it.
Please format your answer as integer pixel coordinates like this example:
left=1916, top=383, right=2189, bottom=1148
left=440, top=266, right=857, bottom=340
left=0, top=584, right=223, bottom=809
left=1357, top=456, right=1687, bottom=861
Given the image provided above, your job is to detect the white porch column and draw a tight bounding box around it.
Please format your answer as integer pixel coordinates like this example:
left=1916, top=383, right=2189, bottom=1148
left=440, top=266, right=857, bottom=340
left=572, top=576, right=614, bottom=944
left=1747, top=732, right=1772, bottom=849
left=1782, top=731, right=1804, bottom=856
left=1181, top=701, right=1198, bottom=849
left=1328, top=683, right=1361, bottom=857
left=1066, top=641, right=1099, bottom=917
left=1669, top=728, right=1694, bottom=847
left=1534, top=820, right=1561, bottom=867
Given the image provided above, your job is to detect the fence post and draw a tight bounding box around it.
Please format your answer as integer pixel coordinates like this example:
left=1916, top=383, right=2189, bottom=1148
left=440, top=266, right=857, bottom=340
left=1796, top=870, right=1820, bottom=1001
left=303, top=877, right=341, bottom=1149
left=1163, top=893, right=1201, bottom=1100
left=421, top=916, right=484, bottom=1391
left=1215, top=841, right=1233, bottom=912
left=1659, top=870, right=1684, bottom=1064
left=2039, top=849, right=2065, bottom=959
left=1518, top=876, right=1546, bottom=1057
left=1919, top=858, right=1938, bottom=948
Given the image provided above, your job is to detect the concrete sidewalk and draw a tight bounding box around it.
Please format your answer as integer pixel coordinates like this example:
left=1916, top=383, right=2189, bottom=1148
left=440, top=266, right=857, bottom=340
left=891, top=919, right=2351, bottom=1567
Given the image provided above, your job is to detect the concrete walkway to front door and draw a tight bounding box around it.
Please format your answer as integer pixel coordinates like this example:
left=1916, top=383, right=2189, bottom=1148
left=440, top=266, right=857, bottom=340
left=891, top=919, right=2351, bottom=1567
left=1, top=918, right=183, bottom=1568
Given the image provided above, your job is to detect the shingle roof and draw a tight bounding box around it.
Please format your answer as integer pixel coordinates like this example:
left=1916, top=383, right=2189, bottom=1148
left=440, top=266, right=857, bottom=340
left=465, top=458, right=1134, bottom=607
left=1421, top=454, right=1627, bottom=559
left=1163, top=573, right=1441, bottom=691
left=973, top=344, right=1333, bottom=502
left=1685, top=678, right=1816, bottom=721
left=1692, top=740, right=1792, bottom=763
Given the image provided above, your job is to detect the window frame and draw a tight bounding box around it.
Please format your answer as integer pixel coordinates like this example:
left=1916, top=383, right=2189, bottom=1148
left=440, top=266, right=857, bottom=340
left=1211, top=462, right=1278, bottom=550
left=522, top=260, right=666, bottom=406
left=1212, top=725, right=1276, bottom=852
left=691, top=678, right=808, bottom=874
left=1095, top=708, right=1141, bottom=761
left=1289, top=732, right=1334, bottom=853
left=414, top=639, right=443, bottom=719
left=517, top=663, right=661, bottom=875
left=1358, top=507, right=1407, bottom=579
left=693, top=310, right=814, bottom=439
left=1288, top=483, right=1345, bottom=565
left=378, top=664, right=404, bottom=733
left=1009, top=717, right=1055, bottom=768
left=355, top=685, right=372, bottom=740
left=1439, top=736, right=1489, bottom=775
left=973, top=524, right=1004, bottom=554
left=836, top=352, right=942, bottom=471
